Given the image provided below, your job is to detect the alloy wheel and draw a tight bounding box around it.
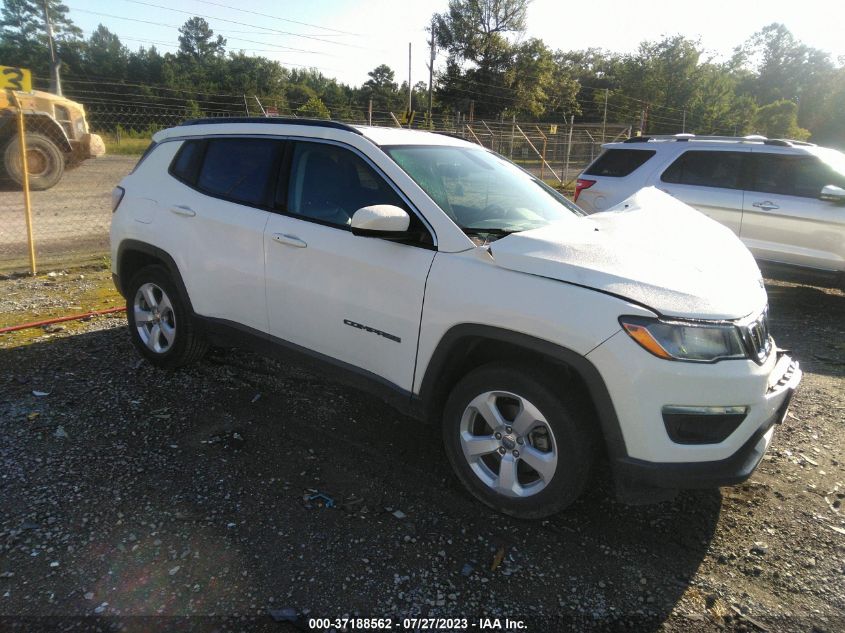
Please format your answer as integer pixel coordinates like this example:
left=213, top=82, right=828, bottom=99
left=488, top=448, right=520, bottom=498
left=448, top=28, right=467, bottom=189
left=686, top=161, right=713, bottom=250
left=133, top=282, right=176, bottom=354
left=459, top=390, right=558, bottom=498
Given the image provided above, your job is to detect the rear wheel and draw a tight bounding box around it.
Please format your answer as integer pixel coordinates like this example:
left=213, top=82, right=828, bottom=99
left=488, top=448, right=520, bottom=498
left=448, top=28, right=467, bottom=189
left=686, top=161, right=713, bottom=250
left=3, top=132, right=65, bottom=191
left=442, top=363, right=597, bottom=518
left=126, top=265, right=208, bottom=368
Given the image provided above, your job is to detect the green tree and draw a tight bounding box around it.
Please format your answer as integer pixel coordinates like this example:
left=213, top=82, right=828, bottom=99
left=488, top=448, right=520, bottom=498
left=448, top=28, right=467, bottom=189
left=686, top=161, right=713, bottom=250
left=812, top=67, right=845, bottom=148
left=178, top=16, right=225, bottom=61
left=506, top=38, right=579, bottom=119
left=0, top=0, right=81, bottom=74
left=297, top=95, right=330, bottom=119
left=83, top=24, right=128, bottom=79
left=735, top=23, right=834, bottom=131
left=363, top=64, right=400, bottom=112
left=615, top=35, right=703, bottom=133
left=434, top=0, right=527, bottom=68
left=433, top=0, right=529, bottom=117
left=753, top=100, right=810, bottom=140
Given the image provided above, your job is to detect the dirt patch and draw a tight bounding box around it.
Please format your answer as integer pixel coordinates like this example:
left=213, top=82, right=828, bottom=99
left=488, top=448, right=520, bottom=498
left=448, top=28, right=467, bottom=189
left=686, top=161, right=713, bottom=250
left=0, top=274, right=843, bottom=632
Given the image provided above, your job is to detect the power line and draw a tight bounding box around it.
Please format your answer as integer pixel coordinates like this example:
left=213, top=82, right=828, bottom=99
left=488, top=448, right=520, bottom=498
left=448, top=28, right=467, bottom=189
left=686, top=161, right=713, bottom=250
left=118, top=0, right=372, bottom=50
left=189, top=0, right=360, bottom=36
left=71, top=10, right=333, bottom=56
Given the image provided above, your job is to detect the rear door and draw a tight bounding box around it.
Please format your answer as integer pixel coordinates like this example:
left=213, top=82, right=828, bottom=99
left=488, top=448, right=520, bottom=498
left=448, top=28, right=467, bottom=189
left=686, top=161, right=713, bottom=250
left=651, top=148, right=751, bottom=235
left=163, top=136, right=282, bottom=333
left=264, top=140, right=436, bottom=393
left=741, top=151, right=845, bottom=271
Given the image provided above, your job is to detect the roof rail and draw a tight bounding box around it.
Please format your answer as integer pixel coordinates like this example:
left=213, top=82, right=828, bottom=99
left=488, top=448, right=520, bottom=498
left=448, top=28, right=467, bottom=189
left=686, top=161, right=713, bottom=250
left=179, top=116, right=363, bottom=135
left=620, top=133, right=817, bottom=148
left=622, top=133, right=780, bottom=144
left=770, top=138, right=815, bottom=147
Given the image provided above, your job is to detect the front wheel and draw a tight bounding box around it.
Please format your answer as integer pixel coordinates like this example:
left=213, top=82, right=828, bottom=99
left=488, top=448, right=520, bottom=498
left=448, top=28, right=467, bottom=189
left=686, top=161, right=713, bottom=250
left=3, top=132, right=65, bottom=191
left=442, top=363, right=597, bottom=519
left=126, top=265, right=208, bottom=369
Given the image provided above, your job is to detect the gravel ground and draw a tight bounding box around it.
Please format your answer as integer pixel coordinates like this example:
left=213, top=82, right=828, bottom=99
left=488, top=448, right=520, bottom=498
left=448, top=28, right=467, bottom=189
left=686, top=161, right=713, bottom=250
left=0, top=268, right=843, bottom=632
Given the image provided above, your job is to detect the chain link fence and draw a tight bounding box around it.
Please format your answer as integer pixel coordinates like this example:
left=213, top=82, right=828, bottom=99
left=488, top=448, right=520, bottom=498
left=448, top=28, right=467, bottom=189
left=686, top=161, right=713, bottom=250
left=0, top=96, right=630, bottom=275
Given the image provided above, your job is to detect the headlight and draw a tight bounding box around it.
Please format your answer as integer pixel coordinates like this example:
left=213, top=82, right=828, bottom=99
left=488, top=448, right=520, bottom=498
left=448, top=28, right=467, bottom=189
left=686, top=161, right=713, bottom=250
left=619, top=316, right=746, bottom=362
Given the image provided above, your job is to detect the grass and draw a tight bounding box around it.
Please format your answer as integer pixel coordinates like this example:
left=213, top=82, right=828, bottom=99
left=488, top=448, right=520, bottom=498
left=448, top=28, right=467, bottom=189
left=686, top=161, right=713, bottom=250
left=0, top=263, right=124, bottom=347
left=102, top=135, right=151, bottom=156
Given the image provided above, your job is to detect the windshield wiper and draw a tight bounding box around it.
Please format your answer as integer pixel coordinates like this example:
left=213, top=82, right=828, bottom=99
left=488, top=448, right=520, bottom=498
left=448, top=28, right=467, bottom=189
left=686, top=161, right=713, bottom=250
left=461, top=227, right=519, bottom=236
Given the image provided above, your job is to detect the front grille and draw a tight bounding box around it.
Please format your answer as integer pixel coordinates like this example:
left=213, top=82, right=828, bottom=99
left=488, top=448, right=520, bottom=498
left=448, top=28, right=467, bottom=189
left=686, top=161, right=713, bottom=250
left=740, top=309, right=772, bottom=364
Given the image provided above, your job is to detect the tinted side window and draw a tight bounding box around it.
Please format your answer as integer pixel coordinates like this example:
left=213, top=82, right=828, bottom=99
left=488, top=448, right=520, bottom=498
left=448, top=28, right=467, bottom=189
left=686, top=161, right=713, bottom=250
left=749, top=154, right=845, bottom=198
left=584, top=149, right=656, bottom=177
left=169, top=139, right=205, bottom=185
left=286, top=142, right=407, bottom=227
left=661, top=151, right=745, bottom=189
left=196, top=138, right=279, bottom=207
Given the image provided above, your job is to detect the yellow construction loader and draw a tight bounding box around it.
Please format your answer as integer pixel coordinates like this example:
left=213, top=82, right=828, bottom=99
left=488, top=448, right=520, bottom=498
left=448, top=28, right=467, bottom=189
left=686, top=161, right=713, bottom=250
left=1, top=87, right=105, bottom=191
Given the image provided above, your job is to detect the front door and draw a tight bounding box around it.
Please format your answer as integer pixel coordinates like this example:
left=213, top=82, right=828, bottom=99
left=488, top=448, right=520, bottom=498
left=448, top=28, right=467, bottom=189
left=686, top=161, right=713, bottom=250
left=741, top=151, right=845, bottom=271
left=264, top=140, right=436, bottom=393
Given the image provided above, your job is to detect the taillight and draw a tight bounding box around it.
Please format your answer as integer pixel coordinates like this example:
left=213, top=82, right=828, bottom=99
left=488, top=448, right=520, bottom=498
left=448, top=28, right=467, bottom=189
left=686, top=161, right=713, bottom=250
left=574, top=178, right=596, bottom=202
left=111, top=186, right=125, bottom=213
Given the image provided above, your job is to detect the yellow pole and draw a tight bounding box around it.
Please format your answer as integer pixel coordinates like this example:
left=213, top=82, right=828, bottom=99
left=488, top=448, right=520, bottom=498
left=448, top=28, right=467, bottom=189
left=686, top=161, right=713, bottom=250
left=11, top=91, right=36, bottom=276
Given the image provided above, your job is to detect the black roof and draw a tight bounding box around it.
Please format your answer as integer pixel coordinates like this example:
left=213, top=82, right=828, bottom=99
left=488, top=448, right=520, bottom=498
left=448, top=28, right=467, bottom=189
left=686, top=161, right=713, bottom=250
left=179, top=117, right=363, bottom=135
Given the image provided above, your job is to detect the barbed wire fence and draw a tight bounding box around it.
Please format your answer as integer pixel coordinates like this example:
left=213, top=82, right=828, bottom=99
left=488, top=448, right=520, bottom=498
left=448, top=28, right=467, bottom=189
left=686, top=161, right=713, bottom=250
left=0, top=86, right=632, bottom=275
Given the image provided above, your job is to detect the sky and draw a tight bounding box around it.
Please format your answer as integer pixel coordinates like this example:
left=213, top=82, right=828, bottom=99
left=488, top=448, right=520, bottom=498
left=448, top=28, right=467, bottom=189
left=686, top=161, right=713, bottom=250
left=64, top=0, right=845, bottom=87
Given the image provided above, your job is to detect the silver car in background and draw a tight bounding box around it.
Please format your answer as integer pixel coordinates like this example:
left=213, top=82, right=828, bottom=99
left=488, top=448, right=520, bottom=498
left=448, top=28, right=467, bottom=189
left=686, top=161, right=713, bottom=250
left=575, top=134, right=845, bottom=286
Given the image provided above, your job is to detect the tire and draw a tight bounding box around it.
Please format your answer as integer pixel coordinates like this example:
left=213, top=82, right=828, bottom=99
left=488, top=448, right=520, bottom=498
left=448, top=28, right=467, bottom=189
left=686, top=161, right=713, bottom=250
left=3, top=132, right=66, bottom=191
left=125, top=265, right=208, bottom=369
left=442, top=363, right=598, bottom=519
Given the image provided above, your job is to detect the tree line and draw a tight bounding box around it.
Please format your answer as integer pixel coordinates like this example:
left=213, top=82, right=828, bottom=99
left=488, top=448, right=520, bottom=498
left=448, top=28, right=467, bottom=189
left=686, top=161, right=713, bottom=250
left=1, top=0, right=843, bottom=147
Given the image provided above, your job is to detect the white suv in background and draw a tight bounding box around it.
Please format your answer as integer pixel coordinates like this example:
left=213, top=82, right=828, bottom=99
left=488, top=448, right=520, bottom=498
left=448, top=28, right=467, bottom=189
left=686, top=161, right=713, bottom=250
left=110, top=119, right=801, bottom=518
left=575, top=135, right=845, bottom=285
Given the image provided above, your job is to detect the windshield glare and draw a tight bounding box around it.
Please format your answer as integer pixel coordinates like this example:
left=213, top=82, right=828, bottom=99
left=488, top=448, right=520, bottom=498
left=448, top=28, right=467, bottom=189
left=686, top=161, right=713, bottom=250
left=385, top=145, right=582, bottom=235
left=812, top=147, right=845, bottom=181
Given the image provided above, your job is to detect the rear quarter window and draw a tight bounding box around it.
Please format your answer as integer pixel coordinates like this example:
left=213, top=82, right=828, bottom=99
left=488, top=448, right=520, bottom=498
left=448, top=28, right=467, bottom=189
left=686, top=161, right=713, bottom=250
left=584, top=149, right=656, bottom=177
left=169, top=139, right=206, bottom=185
left=130, top=140, right=159, bottom=174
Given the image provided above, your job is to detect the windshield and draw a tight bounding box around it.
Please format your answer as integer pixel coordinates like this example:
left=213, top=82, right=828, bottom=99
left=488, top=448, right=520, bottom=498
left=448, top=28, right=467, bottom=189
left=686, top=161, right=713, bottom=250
left=810, top=147, right=845, bottom=181
left=384, top=145, right=583, bottom=237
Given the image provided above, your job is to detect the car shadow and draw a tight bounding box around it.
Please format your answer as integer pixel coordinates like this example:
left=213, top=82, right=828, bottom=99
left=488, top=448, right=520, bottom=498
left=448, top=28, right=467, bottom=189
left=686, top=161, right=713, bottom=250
left=765, top=279, right=845, bottom=377
left=0, top=326, right=726, bottom=630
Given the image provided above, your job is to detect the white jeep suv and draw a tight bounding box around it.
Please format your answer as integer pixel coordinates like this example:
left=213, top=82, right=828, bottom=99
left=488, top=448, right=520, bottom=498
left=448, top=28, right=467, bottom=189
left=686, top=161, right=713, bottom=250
left=575, top=134, right=845, bottom=286
left=110, top=119, right=801, bottom=518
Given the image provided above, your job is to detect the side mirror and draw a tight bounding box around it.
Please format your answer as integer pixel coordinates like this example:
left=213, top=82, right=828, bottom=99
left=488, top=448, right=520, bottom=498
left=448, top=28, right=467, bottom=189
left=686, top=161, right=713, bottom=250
left=350, top=205, right=413, bottom=238
left=820, top=184, right=845, bottom=204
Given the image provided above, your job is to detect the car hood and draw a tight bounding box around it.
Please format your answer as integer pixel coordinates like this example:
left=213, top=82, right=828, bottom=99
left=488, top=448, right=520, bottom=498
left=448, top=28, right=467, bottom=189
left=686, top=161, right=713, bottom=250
left=488, top=187, right=766, bottom=320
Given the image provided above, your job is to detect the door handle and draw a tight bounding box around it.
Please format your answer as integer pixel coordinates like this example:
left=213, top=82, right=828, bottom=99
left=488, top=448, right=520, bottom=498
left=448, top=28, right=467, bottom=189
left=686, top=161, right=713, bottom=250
left=272, top=233, right=307, bottom=248
left=752, top=201, right=779, bottom=211
left=169, top=205, right=196, bottom=217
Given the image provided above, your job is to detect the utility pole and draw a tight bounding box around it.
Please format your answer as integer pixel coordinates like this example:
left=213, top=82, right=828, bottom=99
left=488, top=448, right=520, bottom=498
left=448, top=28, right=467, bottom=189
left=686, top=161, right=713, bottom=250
left=407, top=42, right=412, bottom=115
left=682, top=109, right=686, bottom=133
left=509, top=114, right=516, bottom=158
left=564, top=115, right=574, bottom=184
left=368, top=98, right=373, bottom=126
left=601, top=88, right=608, bottom=143
left=42, top=0, right=62, bottom=96
left=427, top=19, right=436, bottom=122
left=468, top=100, right=474, bottom=124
